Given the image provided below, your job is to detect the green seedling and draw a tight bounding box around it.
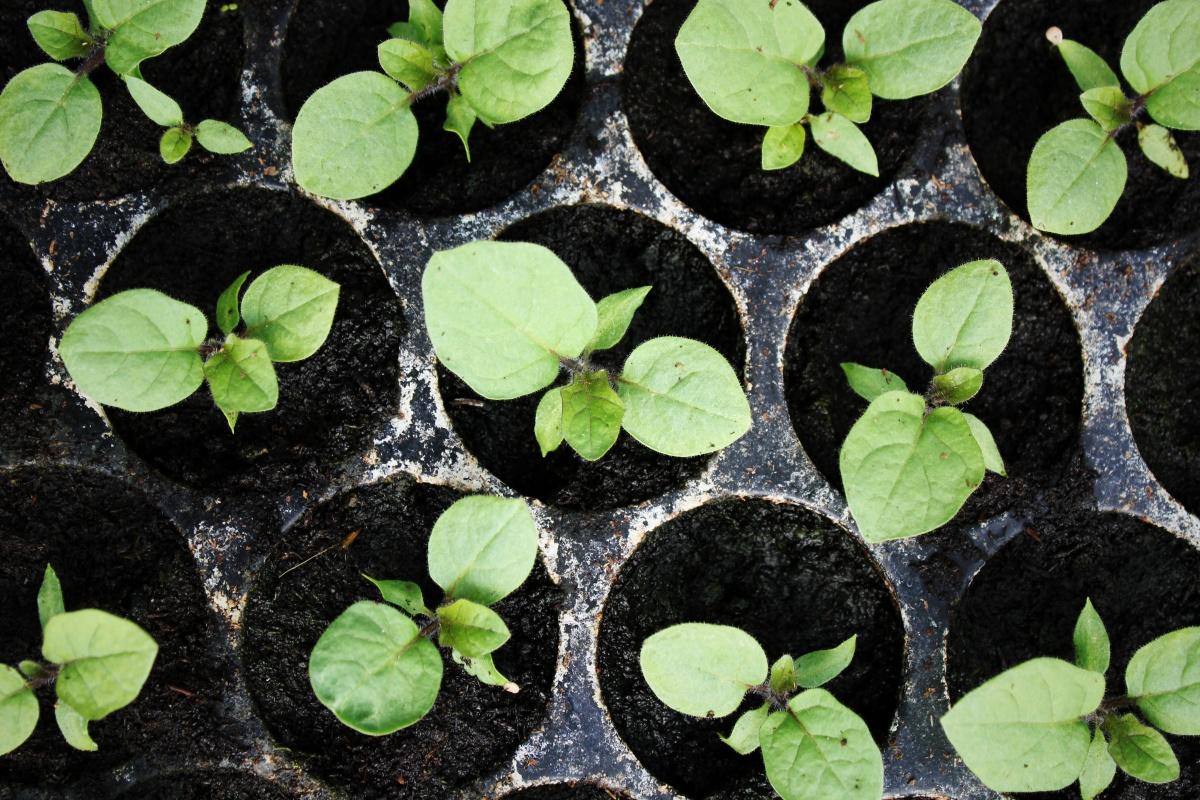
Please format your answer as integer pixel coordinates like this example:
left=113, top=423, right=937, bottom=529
left=0, top=565, right=158, bottom=755
left=0, top=0, right=252, bottom=184
left=1027, top=0, right=1197, bottom=236
left=943, top=599, right=1200, bottom=799
left=675, top=0, right=981, bottom=173
left=839, top=260, right=1013, bottom=542
left=309, top=495, right=538, bottom=734
left=641, top=623, right=881, bottom=800
left=291, top=0, right=574, bottom=200
left=59, top=265, right=340, bottom=431
left=422, top=240, right=752, bottom=462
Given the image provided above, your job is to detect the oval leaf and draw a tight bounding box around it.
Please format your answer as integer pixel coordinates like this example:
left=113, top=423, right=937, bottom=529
left=534, top=387, right=564, bottom=456
left=437, top=598, right=511, bottom=657
left=1120, top=0, right=1200, bottom=130
left=0, top=64, right=102, bottom=185
left=639, top=623, right=767, bottom=719
left=841, top=362, right=907, bottom=402
left=932, top=366, right=983, bottom=404
left=1139, top=123, right=1190, bottom=179
left=1073, top=598, right=1110, bottom=675
left=124, top=76, right=183, bottom=127
left=55, top=702, right=98, bottom=752
left=963, top=412, right=1006, bottom=477
left=204, top=336, right=279, bottom=417
left=1080, top=86, right=1132, bottom=132
left=810, top=111, right=879, bottom=176
left=240, top=265, right=340, bottom=363
left=1080, top=728, right=1116, bottom=800
left=762, top=123, right=807, bottom=171
left=561, top=371, right=624, bottom=461
left=795, top=635, right=856, bottom=689
left=27, top=11, right=91, bottom=61
left=38, top=564, right=65, bottom=631
left=43, top=609, right=158, bottom=721
left=94, top=0, right=206, bottom=76
left=589, top=286, right=651, bottom=352
left=1105, top=713, right=1180, bottom=784
left=0, top=665, right=38, bottom=756
left=822, top=64, right=872, bottom=123
left=1126, top=626, right=1200, bottom=735
left=1054, top=38, right=1120, bottom=92
left=1027, top=119, right=1128, bottom=235
left=216, top=271, right=250, bottom=336
left=364, top=575, right=430, bottom=617
left=195, top=120, right=252, bottom=155
left=427, top=495, right=538, bottom=606
left=159, top=127, right=192, bottom=164
left=378, top=38, right=438, bottom=93
left=721, top=702, right=770, bottom=755
left=912, top=259, right=1013, bottom=372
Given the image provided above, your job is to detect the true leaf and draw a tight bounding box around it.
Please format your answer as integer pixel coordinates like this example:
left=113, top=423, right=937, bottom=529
left=18, top=662, right=49, bottom=681
left=1139, top=124, right=1190, bottom=179
left=795, top=635, right=856, bottom=689
left=401, top=0, right=444, bottom=50
left=93, top=0, right=206, bottom=76
left=55, top=702, right=97, bottom=751
left=639, top=623, right=767, bottom=718
left=124, top=76, right=182, bottom=126
left=216, top=271, right=250, bottom=336
left=1125, top=626, right=1200, bottom=735
left=0, top=64, right=102, bottom=185
left=241, top=265, right=340, bottom=362
left=363, top=575, right=431, bottom=617
left=761, top=124, right=807, bottom=171
left=1027, top=119, right=1128, bottom=235
left=378, top=38, right=438, bottom=92
left=451, top=649, right=516, bottom=691
left=427, top=495, right=538, bottom=606
left=27, top=11, right=91, bottom=61
left=204, top=336, right=279, bottom=423
left=932, top=366, right=983, bottom=404
left=769, top=654, right=796, bottom=695
left=561, top=371, right=624, bottom=461
left=963, top=412, right=1005, bottom=476
left=1104, top=713, right=1179, bottom=784
left=589, top=286, right=651, bottom=352
left=0, top=665, right=38, bottom=756
left=1120, top=0, right=1200, bottom=130
left=159, top=127, right=192, bottom=164
left=1073, top=598, right=1110, bottom=675
left=1079, top=728, right=1116, bottom=800
left=1080, top=86, right=1132, bottom=132
left=195, top=120, right=252, bottom=155
left=810, top=112, right=879, bottom=176
left=444, top=93, right=477, bottom=160
left=822, top=64, right=872, bottom=123
left=43, top=609, right=158, bottom=720
left=841, top=362, right=907, bottom=402
left=720, top=702, right=770, bottom=755
left=438, top=598, right=511, bottom=657
left=38, top=564, right=65, bottom=631
left=1054, top=38, right=1120, bottom=92
left=912, top=260, right=1012, bottom=372
left=534, top=387, right=564, bottom=456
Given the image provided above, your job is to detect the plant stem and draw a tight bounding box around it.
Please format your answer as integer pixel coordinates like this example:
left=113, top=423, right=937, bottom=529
left=25, top=663, right=59, bottom=690
left=407, top=64, right=462, bottom=106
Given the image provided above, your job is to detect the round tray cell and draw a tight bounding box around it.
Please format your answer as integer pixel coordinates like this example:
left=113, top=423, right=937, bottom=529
left=93, top=187, right=404, bottom=493
left=623, top=0, right=927, bottom=236
left=0, top=0, right=245, bottom=202
left=280, top=0, right=585, bottom=217
left=502, top=784, right=633, bottom=800
left=597, top=499, right=904, bottom=799
left=243, top=475, right=561, bottom=799
left=0, top=218, right=51, bottom=426
left=0, top=467, right=220, bottom=791
left=947, top=512, right=1200, bottom=799
left=784, top=222, right=1083, bottom=522
left=961, top=0, right=1199, bottom=252
left=111, top=770, right=292, bottom=800
left=437, top=204, right=745, bottom=511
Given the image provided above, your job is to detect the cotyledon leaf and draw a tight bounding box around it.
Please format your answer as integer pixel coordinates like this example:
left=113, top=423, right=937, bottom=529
left=639, top=623, right=767, bottom=718
left=1027, top=119, right=1127, bottom=236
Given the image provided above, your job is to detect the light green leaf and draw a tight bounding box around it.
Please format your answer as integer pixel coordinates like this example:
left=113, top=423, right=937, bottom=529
left=1053, top=38, right=1120, bottom=92
left=18, top=661, right=49, bottom=681
left=618, top=336, right=751, bottom=458
left=822, top=64, right=872, bottom=123
left=561, top=371, right=624, bottom=461
left=762, top=123, right=807, bottom=171
left=1080, top=86, right=1132, bottom=132
left=963, top=412, right=1005, bottom=477
left=55, top=702, right=97, bottom=751
left=438, top=598, right=511, bottom=657
left=1079, top=728, right=1116, bottom=800
left=423, top=241, right=597, bottom=400
left=204, top=336, right=279, bottom=420
left=308, top=601, right=442, bottom=735
left=639, top=623, right=767, bottom=718
left=159, top=127, right=192, bottom=164
left=444, top=93, right=477, bottom=160
left=1073, top=599, right=1110, bottom=675
left=398, top=0, right=444, bottom=50
left=912, top=259, right=1013, bottom=372
left=195, top=120, right=252, bottom=155
left=534, top=387, right=564, bottom=456
left=810, top=112, right=879, bottom=176
left=427, top=495, right=538, bottom=606
left=44, top=609, right=158, bottom=720
left=378, top=38, right=438, bottom=92
left=363, top=575, right=431, bottom=618
left=241, top=265, right=340, bottom=362
left=0, top=665, right=38, bottom=756
left=93, top=0, right=206, bottom=76
left=720, top=702, right=770, bottom=755
left=1120, top=0, right=1200, bottom=130
left=1139, top=123, right=1190, bottom=178
left=124, top=76, right=182, bottom=126
left=27, top=11, right=92, bottom=61
left=795, top=635, right=856, bottom=689
left=451, top=649, right=517, bottom=691
left=38, top=564, right=65, bottom=631
left=589, top=286, right=651, bottom=352
left=1104, top=713, right=1179, bottom=784
left=1027, top=118, right=1128, bottom=235
left=1126, top=626, right=1200, bottom=735
left=216, top=271, right=250, bottom=336
left=0, top=64, right=102, bottom=185
left=932, top=366, right=983, bottom=405
left=769, top=654, right=796, bottom=695
left=841, top=362, right=907, bottom=402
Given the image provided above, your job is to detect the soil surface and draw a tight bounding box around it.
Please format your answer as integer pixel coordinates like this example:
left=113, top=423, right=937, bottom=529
left=0, top=218, right=51, bottom=438
left=96, top=188, right=404, bottom=494
left=110, top=770, right=292, bottom=800
left=438, top=204, right=745, bottom=510
left=597, top=499, right=904, bottom=798
left=280, top=0, right=585, bottom=217
left=242, top=475, right=561, bottom=799
left=961, top=0, right=1200, bottom=251
left=623, top=0, right=928, bottom=236
left=500, top=785, right=631, bottom=800
left=947, top=511, right=1200, bottom=799
left=784, top=222, right=1083, bottom=523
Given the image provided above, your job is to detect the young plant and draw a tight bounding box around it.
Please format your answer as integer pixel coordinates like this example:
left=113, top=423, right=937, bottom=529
left=675, top=0, right=981, bottom=173
left=640, top=623, right=881, bottom=800
left=0, top=565, right=158, bottom=755
left=308, top=495, right=538, bottom=734
left=0, top=0, right=251, bottom=184
left=1027, top=0, right=1197, bottom=236
left=59, top=265, right=339, bottom=432
left=943, top=599, right=1200, bottom=798
left=422, top=240, right=752, bottom=462
left=291, top=0, right=574, bottom=200
left=838, top=260, right=1013, bottom=542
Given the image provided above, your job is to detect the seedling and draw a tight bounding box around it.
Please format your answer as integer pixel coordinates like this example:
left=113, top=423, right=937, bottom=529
left=422, top=240, right=752, bottom=462
left=943, top=599, right=1200, bottom=798
left=640, top=623, right=882, bottom=800
left=291, top=0, right=575, bottom=200
left=675, top=0, right=981, bottom=173
left=0, top=0, right=252, bottom=184
left=308, top=495, right=538, bottom=734
left=0, top=565, right=158, bottom=755
left=838, top=260, right=1013, bottom=542
left=59, top=265, right=340, bottom=432
left=1027, top=0, right=1197, bottom=236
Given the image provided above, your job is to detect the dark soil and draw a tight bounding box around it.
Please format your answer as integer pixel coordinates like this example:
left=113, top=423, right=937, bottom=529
left=947, top=512, right=1200, bottom=799
left=242, top=475, right=561, bottom=799
left=596, top=499, right=904, bottom=799
left=96, top=188, right=404, bottom=494
left=0, top=218, right=50, bottom=433
left=280, top=0, right=585, bottom=217
left=0, top=0, right=246, bottom=202
left=438, top=204, right=745, bottom=510
left=110, top=770, right=292, bottom=800
left=0, top=467, right=228, bottom=791
left=623, top=0, right=928, bottom=236
left=961, top=0, right=1200, bottom=251
left=783, top=222, right=1083, bottom=523
left=499, top=785, right=631, bottom=800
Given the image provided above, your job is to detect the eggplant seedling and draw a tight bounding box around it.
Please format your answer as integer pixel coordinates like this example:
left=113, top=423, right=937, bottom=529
left=0, top=565, right=159, bottom=755
left=641, top=623, right=881, bottom=800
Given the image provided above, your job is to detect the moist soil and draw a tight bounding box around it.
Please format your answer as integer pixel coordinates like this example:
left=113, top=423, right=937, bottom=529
left=242, top=475, right=561, bottom=799
left=438, top=204, right=745, bottom=510
left=623, top=0, right=928, bottom=236
left=947, top=511, right=1200, bottom=799
left=500, top=785, right=631, bottom=800
left=96, top=188, right=404, bottom=494
left=280, top=0, right=585, bottom=217
left=0, top=218, right=51, bottom=438
left=961, top=0, right=1200, bottom=252
left=0, top=0, right=245, bottom=203
left=110, top=770, right=292, bottom=800
left=0, top=467, right=229, bottom=792
left=783, top=222, right=1084, bottom=523
left=596, top=499, right=904, bottom=799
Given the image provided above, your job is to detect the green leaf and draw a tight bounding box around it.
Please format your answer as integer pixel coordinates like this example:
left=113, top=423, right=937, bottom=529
left=759, top=689, right=884, bottom=800
left=423, top=241, right=597, bottom=400
left=444, top=93, right=477, bottom=160
left=1080, top=86, right=1132, bottom=132
left=1027, top=118, right=1128, bottom=235
left=17, top=661, right=49, bottom=681
left=443, top=0, right=574, bottom=125
left=769, top=654, right=796, bottom=695
left=795, top=635, right=856, bottom=689
left=43, top=609, right=158, bottom=720
left=1139, top=123, right=1190, bottom=178
left=1104, top=713, right=1179, bottom=784
left=840, top=393, right=983, bottom=542
left=639, top=623, right=767, bottom=718
left=561, top=371, right=624, bottom=461
left=216, top=271, right=250, bottom=336
left=932, top=366, right=983, bottom=405
left=0, top=64, right=102, bottom=185
left=963, top=412, right=1006, bottom=476
left=534, top=387, right=564, bottom=456
left=762, top=124, right=807, bottom=171
left=308, top=601, right=442, bottom=735
left=941, top=658, right=1104, bottom=792
left=618, top=336, right=751, bottom=458
left=38, top=564, right=65, bottom=631
left=438, top=598, right=511, bottom=657
left=451, top=649, right=516, bottom=691
left=912, top=260, right=1013, bottom=372
left=27, top=11, right=92, bottom=61
left=59, top=289, right=207, bottom=413
left=1126, top=626, right=1200, bottom=735
left=1120, top=0, right=1200, bottom=130
left=0, top=665, right=38, bottom=756
left=841, top=362, right=907, bottom=402
left=363, top=575, right=431, bottom=617
left=292, top=71, right=419, bottom=200
left=427, top=495, right=538, bottom=606
left=93, top=0, right=206, bottom=76
left=842, top=0, right=981, bottom=100
left=589, top=286, right=651, bottom=352
left=399, top=0, right=444, bottom=50
left=204, top=336, right=279, bottom=421
left=822, top=64, right=872, bottom=123
left=1053, top=37, right=1120, bottom=92
left=720, top=702, right=770, bottom=755
left=1073, top=599, right=1110, bottom=675
left=55, top=702, right=97, bottom=751
left=124, top=76, right=182, bottom=126
left=674, top=0, right=821, bottom=126
left=810, top=112, right=879, bottom=176
left=378, top=38, right=438, bottom=92
left=195, top=120, right=252, bottom=155
left=1079, top=728, right=1116, bottom=800
left=159, top=127, right=192, bottom=164
left=241, top=265, right=340, bottom=362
